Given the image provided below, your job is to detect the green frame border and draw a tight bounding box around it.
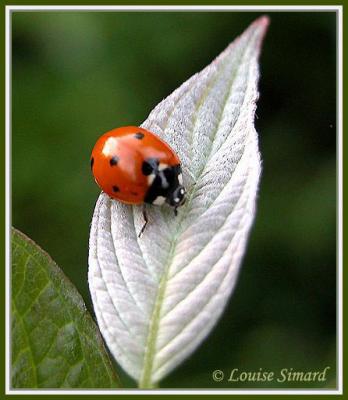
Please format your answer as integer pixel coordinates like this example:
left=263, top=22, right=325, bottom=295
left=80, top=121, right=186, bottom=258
left=3, top=2, right=344, bottom=399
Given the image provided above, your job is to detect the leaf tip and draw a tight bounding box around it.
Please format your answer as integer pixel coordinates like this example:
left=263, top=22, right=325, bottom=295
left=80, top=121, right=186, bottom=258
left=246, top=15, right=270, bottom=55
left=250, top=15, right=270, bottom=38
left=255, top=15, right=271, bottom=29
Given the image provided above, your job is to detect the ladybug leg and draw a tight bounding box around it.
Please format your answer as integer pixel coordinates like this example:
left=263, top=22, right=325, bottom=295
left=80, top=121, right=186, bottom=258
left=174, top=206, right=178, bottom=217
left=138, top=205, right=148, bottom=238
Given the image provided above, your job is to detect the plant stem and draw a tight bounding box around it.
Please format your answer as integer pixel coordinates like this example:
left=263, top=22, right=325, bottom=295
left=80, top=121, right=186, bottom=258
left=138, top=379, right=159, bottom=389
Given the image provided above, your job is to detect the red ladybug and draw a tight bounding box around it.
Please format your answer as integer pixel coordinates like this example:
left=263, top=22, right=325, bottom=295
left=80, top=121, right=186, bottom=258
left=91, top=126, right=186, bottom=234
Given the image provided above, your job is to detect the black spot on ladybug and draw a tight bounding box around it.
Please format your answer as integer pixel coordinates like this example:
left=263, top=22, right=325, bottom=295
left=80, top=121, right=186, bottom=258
left=131, top=191, right=138, bottom=196
left=142, top=158, right=159, bottom=176
left=110, top=156, right=119, bottom=166
left=112, top=185, right=120, bottom=192
left=90, top=157, right=94, bottom=169
left=134, top=132, right=144, bottom=140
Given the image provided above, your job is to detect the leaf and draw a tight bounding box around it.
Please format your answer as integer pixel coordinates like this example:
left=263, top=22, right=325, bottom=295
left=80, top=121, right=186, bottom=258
left=88, top=16, right=269, bottom=388
left=11, top=227, right=121, bottom=389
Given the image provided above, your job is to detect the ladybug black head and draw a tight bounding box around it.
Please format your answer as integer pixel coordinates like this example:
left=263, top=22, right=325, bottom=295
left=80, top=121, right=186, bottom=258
left=167, top=185, right=186, bottom=210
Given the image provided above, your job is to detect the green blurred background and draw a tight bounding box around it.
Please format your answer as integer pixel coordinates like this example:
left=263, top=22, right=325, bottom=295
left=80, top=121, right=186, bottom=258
left=12, top=11, right=337, bottom=389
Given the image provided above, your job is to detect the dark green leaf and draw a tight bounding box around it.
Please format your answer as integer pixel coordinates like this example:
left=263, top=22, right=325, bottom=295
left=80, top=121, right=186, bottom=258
left=11, top=227, right=121, bottom=389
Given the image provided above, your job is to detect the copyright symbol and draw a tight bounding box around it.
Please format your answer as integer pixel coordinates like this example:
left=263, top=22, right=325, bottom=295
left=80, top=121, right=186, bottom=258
left=212, top=369, right=224, bottom=382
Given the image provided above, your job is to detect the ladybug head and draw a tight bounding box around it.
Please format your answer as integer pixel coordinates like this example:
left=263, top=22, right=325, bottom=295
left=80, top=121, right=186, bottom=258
left=167, top=185, right=186, bottom=211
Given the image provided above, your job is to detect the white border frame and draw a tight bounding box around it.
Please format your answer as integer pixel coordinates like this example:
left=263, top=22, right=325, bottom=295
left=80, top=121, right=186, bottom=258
left=5, top=5, right=343, bottom=396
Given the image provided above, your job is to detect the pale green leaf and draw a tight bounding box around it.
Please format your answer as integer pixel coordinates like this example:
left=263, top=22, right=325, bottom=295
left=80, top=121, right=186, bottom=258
left=89, top=16, right=269, bottom=388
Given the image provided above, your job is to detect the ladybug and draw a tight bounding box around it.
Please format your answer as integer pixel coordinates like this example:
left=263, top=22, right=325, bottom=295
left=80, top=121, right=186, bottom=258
left=91, top=126, right=186, bottom=235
